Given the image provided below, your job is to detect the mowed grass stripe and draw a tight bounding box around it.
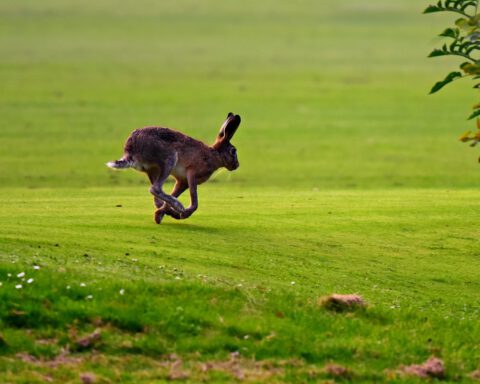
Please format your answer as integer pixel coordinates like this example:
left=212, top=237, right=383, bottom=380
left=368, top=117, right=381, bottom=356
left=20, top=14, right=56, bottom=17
left=1, top=187, right=479, bottom=303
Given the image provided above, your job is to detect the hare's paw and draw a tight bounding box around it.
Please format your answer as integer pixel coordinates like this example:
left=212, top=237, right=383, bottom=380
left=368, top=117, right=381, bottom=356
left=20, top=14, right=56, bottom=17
left=149, top=187, right=185, bottom=215
left=155, top=206, right=182, bottom=223
left=154, top=209, right=166, bottom=224
left=166, top=207, right=182, bottom=220
left=167, top=197, right=185, bottom=213
left=180, top=208, right=196, bottom=219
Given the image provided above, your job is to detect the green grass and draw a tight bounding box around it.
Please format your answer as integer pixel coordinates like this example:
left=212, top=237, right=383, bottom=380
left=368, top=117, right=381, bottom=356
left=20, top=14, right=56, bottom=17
left=1, top=188, right=480, bottom=382
left=1, top=0, right=480, bottom=382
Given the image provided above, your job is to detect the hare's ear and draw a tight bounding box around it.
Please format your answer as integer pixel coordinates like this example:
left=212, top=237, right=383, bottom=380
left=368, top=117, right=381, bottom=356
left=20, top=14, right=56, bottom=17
left=218, top=113, right=241, bottom=143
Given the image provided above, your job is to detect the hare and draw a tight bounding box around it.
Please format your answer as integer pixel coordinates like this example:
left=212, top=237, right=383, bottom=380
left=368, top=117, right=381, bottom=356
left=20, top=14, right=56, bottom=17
left=107, top=112, right=241, bottom=224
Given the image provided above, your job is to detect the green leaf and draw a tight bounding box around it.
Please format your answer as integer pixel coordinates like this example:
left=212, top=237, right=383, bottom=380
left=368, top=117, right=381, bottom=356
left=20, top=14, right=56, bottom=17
left=428, top=48, right=449, bottom=57
left=456, top=18, right=472, bottom=30
left=439, top=27, right=459, bottom=38
left=466, top=44, right=480, bottom=54
left=424, top=5, right=444, bottom=13
left=460, top=1, right=478, bottom=11
left=468, top=109, right=480, bottom=119
left=430, top=71, right=463, bottom=94
left=460, top=62, right=480, bottom=74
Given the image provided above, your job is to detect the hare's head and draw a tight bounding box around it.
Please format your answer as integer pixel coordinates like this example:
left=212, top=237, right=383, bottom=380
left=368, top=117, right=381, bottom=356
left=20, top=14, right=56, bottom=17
left=213, top=113, right=241, bottom=171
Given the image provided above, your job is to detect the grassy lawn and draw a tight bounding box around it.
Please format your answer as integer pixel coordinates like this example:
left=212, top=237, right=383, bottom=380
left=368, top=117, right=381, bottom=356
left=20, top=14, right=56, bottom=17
left=1, top=187, right=480, bottom=382
left=1, top=0, right=480, bottom=382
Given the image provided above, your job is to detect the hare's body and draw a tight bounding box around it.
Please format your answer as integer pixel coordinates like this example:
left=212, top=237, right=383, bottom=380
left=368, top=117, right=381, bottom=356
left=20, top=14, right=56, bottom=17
left=107, top=113, right=241, bottom=223
left=124, top=127, right=222, bottom=184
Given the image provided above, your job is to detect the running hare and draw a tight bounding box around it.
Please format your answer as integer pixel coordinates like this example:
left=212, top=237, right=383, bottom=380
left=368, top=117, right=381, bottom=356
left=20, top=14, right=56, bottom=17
left=107, top=112, right=241, bottom=224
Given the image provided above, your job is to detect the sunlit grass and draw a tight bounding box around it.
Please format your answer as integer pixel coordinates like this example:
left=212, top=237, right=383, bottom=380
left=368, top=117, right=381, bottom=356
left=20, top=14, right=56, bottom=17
left=1, top=187, right=480, bottom=382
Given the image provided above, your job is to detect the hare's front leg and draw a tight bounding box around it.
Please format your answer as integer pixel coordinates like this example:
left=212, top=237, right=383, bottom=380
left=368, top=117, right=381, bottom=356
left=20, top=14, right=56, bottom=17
left=149, top=159, right=185, bottom=216
left=154, top=180, right=187, bottom=224
left=181, top=169, right=198, bottom=219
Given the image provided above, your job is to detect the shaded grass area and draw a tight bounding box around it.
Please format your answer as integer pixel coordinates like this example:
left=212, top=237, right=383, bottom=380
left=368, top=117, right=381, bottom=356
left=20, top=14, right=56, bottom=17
left=0, top=187, right=480, bottom=382
left=0, top=266, right=478, bottom=383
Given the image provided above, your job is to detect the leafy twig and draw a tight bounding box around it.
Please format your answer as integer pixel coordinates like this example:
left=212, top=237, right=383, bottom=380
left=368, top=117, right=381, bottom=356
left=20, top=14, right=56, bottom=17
left=426, top=0, right=480, bottom=160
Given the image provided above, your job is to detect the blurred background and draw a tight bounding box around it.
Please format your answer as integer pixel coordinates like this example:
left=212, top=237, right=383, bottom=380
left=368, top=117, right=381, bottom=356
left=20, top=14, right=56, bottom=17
left=0, top=0, right=475, bottom=190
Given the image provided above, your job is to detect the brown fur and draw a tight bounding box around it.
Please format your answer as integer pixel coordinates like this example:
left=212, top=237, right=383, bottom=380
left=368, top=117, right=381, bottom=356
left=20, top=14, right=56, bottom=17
left=107, top=113, right=241, bottom=223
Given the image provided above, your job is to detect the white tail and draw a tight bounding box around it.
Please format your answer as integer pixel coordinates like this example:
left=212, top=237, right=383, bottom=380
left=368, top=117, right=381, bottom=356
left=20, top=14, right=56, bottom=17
left=106, top=159, right=131, bottom=169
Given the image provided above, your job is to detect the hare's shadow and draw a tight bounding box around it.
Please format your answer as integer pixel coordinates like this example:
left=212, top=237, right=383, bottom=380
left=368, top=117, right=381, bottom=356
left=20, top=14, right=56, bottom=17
left=162, top=222, right=223, bottom=234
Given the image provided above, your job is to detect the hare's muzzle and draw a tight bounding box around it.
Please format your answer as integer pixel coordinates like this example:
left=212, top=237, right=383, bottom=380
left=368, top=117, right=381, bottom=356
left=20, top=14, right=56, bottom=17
left=229, top=160, right=239, bottom=171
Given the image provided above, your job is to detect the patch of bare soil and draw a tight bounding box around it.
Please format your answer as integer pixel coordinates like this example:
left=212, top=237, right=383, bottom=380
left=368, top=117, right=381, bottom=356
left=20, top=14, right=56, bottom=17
left=324, top=363, right=353, bottom=379
left=199, top=351, right=283, bottom=381
left=399, top=357, right=445, bottom=379
left=16, top=350, right=83, bottom=368
left=155, top=352, right=284, bottom=382
left=470, top=370, right=480, bottom=380
left=80, top=372, right=97, bottom=383
left=319, top=294, right=366, bottom=312
left=75, top=329, right=102, bottom=350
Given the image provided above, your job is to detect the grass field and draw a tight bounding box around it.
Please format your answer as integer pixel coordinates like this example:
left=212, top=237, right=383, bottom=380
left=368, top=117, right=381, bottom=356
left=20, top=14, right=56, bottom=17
left=1, top=0, right=480, bottom=382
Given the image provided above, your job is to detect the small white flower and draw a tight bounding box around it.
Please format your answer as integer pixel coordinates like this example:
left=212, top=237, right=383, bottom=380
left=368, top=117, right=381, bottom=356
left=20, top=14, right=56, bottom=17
left=33, top=266, right=40, bottom=270
left=132, top=258, right=138, bottom=262
left=66, top=285, right=71, bottom=290
left=0, top=282, right=3, bottom=287
left=7, top=273, right=11, bottom=277
left=17, top=272, right=25, bottom=278
left=243, top=335, right=250, bottom=340
left=119, top=289, right=125, bottom=295
left=80, top=283, right=86, bottom=287
left=86, top=295, right=93, bottom=300
left=290, top=281, right=296, bottom=285
left=237, top=283, right=243, bottom=288
left=15, top=284, right=22, bottom=289
left=27, top=278, right=34, bottom=284
left=175, top=276, right=181, bottom=280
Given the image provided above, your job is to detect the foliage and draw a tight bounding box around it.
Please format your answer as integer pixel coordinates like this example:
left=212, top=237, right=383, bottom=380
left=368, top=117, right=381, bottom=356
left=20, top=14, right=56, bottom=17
left=425, top=0, right=480, bottom=155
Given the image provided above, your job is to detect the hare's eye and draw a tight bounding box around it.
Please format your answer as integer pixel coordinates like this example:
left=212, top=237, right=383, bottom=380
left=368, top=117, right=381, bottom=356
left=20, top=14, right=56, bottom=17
left=229, top=147, right=236, bottom=155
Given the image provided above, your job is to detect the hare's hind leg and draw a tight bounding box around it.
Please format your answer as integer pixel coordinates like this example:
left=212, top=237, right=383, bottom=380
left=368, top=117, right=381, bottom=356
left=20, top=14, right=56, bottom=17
left=148, top=157, right=185, bottom=217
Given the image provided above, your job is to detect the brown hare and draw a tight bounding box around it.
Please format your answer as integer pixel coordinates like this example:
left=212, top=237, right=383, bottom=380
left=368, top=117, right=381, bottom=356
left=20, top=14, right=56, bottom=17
left=107, top=112, right=241, bottom=224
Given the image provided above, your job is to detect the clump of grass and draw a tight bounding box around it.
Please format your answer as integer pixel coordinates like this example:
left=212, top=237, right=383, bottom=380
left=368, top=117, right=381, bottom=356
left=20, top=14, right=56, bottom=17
left=0, top=334, right=7, bottom=349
